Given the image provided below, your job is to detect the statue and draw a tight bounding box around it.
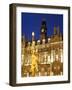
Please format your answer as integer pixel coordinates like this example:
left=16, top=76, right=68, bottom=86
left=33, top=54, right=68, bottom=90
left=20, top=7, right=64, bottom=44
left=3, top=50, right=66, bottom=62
left=30, top=41, right=38, bottom=76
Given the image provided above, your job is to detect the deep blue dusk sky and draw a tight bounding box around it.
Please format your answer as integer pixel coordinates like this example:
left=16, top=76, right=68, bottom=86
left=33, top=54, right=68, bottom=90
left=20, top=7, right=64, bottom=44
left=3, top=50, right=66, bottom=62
left=21, top=13, right=63, bottom=41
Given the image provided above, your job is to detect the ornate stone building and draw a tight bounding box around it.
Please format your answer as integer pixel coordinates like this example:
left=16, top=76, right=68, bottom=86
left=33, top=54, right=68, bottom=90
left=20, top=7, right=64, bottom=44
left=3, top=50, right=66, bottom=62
left=21, top=20, right=63, bottom=77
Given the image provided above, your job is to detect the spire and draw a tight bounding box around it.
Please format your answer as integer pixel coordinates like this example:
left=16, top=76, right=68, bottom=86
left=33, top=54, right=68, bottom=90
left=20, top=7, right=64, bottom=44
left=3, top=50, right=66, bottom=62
left=54, top=25, right=57, bottom=35
left=54, top=26, right=60, bottom=35
left=22, top=35, right=25, bottom=43
left=57, top=26, right=60, bottom=35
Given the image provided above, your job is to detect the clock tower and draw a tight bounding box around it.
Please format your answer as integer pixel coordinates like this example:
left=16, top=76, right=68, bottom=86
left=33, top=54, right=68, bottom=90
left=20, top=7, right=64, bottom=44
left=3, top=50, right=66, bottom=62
left=40, top=20, right=47, bottom=41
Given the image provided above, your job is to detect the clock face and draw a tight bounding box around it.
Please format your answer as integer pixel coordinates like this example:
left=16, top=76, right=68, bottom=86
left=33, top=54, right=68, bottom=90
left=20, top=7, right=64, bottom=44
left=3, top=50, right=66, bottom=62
left=42, top=29, right=44, bottom=32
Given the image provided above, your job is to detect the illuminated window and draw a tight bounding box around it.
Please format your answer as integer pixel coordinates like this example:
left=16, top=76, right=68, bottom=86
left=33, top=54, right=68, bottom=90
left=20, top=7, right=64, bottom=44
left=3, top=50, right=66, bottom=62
left=21, top=54, right=24, bottom=65
left=60, top=49, right=63, bottom=62
left=47, top=55, right=51, bottom=64
left=51, top=50, right=54, bottom=62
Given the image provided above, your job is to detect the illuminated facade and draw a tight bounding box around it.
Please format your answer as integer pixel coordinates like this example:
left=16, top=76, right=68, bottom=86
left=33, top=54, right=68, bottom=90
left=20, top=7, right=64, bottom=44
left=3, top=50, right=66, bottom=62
left=21, top=20, right=63, bottom=77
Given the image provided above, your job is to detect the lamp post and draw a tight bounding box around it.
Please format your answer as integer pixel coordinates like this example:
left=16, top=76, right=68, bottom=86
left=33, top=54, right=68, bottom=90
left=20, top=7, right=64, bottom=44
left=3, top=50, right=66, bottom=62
left=32, top=32, right=35, bottom=41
